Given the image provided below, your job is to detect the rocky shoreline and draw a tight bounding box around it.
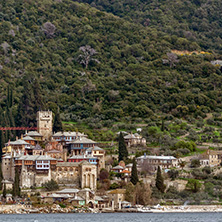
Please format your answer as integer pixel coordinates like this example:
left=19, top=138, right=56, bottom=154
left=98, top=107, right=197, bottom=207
left=1, top=205, right=222, bottom=214
left=0, top=204, right=100, bottom=214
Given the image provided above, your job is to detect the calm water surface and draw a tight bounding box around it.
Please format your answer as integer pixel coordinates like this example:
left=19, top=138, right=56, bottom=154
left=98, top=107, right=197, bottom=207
left=1, top=213, right=222, bottom=222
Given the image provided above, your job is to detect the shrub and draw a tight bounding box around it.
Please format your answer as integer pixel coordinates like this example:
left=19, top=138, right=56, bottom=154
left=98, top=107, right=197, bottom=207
left=190, top=159, right=200, bottom=168
left=42, top=179, right=59, bottom=191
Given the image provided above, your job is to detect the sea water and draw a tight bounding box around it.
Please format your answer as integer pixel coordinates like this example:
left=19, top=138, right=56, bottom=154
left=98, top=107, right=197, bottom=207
left=1, top=213, right=222, bottom=222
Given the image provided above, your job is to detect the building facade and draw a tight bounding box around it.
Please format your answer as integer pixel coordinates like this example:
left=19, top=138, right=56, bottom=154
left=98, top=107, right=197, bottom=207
left=37, top=111, right=53, bottom=140
left=137, top=155, right=178, bottom=171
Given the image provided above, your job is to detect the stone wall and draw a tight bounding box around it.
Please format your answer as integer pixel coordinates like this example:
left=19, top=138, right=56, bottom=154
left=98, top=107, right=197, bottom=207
left=19, top=161, right=97, bottom=189
left=52, top=165, right=80, bottom=186
left=20, top=167, right=52, bottom=187
left=2, top=157, right=14, bottom=181
left=80, top=162, right=97, bottom=190
left=37, top=111, right=52, bottom=140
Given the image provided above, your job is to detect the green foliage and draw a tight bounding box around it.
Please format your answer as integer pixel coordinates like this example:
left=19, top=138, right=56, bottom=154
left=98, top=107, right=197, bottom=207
left=125, top=182, right=151, bottom=205
left=172, top=140, right=197, bottom=152
left=167, top=169, right=179, bottom=181
left=130, top=158, right=139, bottom=185
left=42, top=179, right=59, bottom=191
left=155, top=166, right=165, bottom=193
left=0, top=0, right=221, bottom=129
left=78, top=0, right=222, bottom=53
left=118, top=132, right=128, bottom=161
left=186, top=179, right=201, bottom=193
left=12, top=167, right=20, bottom=197
left=3, top=183, right=6, bottom=198
left=190, top=159, right=201, bottom=168
left=109, top=182, right=119, bottom=189
left=53, top=110, right=63, bottom=133
left=204, top=182, right=214, bottom=196
left=0, top=164, right=3, bottom=190
left=59, top=203, right=66, bottom=208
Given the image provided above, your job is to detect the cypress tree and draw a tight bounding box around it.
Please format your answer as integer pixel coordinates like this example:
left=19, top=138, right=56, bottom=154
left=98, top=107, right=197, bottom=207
left=130, top=158, right=139, bottom=185
left=13, top=168, right=20, bottom=197
left=155, top=166, right=165, bottom=193
left=6, top=85, right=13, bottom=108
left=53, top=110, right=63, bottom=133
left=3, top=183, right=6, bottom=198
left=0, top=131, right=5, bottom=162
left=16, top=78, right=35, bottom=127
left=161, top=119, right=165, bottom=131
left=0, top=164, right=3, bottom=190
left=7, top=85, right=10, bottom=108
left=33, top=78, right=45, bottom=111
left=118, top=132, right=128, bottom=161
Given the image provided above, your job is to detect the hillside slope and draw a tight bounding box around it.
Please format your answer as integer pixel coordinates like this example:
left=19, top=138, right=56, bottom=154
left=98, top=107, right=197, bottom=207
left=76, top=0, right=222, bottom=53
left=0, top=0, right=221, bottom=129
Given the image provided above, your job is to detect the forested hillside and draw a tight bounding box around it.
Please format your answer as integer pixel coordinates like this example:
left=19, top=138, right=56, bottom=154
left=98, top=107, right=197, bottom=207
left=77, top=0, right=222, bottom=52
left=0, top=0, right=222, bottom=140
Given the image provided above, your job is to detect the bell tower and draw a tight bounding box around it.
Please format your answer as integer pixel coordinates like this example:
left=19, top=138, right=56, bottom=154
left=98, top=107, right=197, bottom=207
left=37, top=111, right=52, bottom=140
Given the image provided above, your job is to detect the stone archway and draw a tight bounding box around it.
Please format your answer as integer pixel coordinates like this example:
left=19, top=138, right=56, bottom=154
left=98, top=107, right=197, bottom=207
left=88, top=201, right=94, bottom=208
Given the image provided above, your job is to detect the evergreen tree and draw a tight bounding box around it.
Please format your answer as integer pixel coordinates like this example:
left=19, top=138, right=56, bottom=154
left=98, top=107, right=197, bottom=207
left=33, top=79, right=45, bottom=111
left=8, top=108, right=16, bottom=140
left=7, top=85, right=13, bottom=108
left=0, top=131, right=5, bottom=162
left=155, top=166, right=165, bottom=193
left=16, top=78, right=35, bottom=127
left=0, top=163, right=3, bottom=190
left=161, top=119, right=165, bottom=131
left=130, top=158, right=139, bottom=185
left=13, top=168, right=20, bottom=197
left=53, top=110, right=63, bottom=133
left=3, top=183, right=6, bottom=198
left=118, top=132, right=128, bottom=161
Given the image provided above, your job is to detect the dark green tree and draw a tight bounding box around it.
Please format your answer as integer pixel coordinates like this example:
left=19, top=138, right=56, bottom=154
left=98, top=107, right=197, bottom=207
left=186, top=179, right=201, bottom=193
left=155, top=166, right=165, bottom=193
left=118, top=132, right=128, bottom=161
left=3, top=183, right=6, bottom=198
left=161, top=119, right=165, bottom=131
left=7, top=85, right=13, bottom=108
left=12, top=168, right=20, bottom=197
left=130, top=158, right=139, bottom=185
left=42, top=179, right=59, bottom=191
left=53, top=110, right=63, bottom=133
left=33, top=79, right=45, bottom=111
left=0, top=164, right=3, bottom=190
left=16, top=78, right=35, bottom=127
left=190, top=159, right=200, bottom=168
left=0, top=131, right=5, bottom=162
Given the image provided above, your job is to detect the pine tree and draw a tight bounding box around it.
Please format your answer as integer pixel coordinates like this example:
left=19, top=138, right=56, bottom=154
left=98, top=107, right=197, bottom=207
left=13, top=168, right=20, bottom=197
left=53, top=110, right=63, bottom=133
left=118, top=132, right=128, bottom=161
left=3, top=183, right=6, bottom=198
left=155, top=166, right=165, bottom=193
left=130, top=158, right=139, bottom=185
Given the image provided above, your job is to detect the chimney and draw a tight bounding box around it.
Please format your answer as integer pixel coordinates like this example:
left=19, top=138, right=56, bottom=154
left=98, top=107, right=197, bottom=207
left=21, top=134, right=23, bottom=140
left=16, top=136, right=18, bottom=141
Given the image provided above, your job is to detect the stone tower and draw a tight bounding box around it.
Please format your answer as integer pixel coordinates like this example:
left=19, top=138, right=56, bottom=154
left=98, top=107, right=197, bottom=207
left=37, top=111, right=52, bottom=141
